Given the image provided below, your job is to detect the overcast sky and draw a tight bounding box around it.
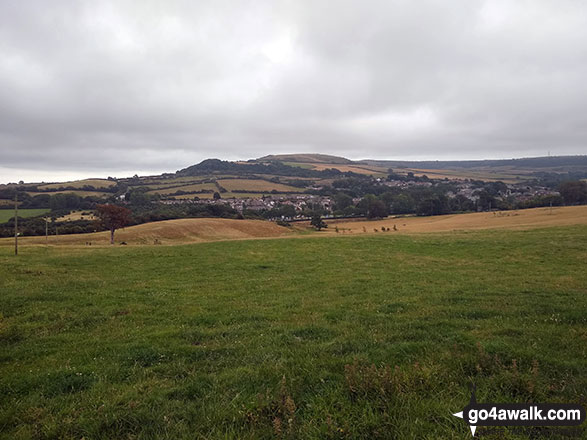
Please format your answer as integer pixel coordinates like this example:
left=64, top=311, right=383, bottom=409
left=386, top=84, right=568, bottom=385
left=1, top=0, right=587, bottom=183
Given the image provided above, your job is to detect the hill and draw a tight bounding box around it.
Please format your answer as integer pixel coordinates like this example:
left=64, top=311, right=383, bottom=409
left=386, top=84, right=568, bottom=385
left=256, top=153, right=353, bottom=164
left=360, top=155, right=587, bottom=170
left=0, top=218, right=294, bottom=246
left=175, top=158, right=347, bottom=178
left=255, top=154, right=587, bottom=182
left=360, top=155, right=587, bottom=182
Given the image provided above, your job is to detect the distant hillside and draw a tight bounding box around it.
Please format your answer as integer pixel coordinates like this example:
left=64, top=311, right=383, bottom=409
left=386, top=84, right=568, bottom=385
left=176, top=158, right=349, bottom=178
left=256, top=153, right=353, bottom=164
left=360, top=155, right=587, bottom=170
left=4, top=154, right=587, bottom=193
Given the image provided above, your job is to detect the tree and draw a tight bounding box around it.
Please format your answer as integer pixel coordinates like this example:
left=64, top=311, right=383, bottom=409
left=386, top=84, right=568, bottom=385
left=357, top=194, right=388, bottom=219
left=558, top=181, right=587, bottom=205
left=477, top=190, right=497, bottom=211
left=391, top=193, right=416, bottom=214
left=367, top=199, right=388, bottom=219
left=416, top=195, right=449, bottom=216
left=334, top=192, right=353, bottom=211
left=213, top=192, right=222, bottom=200
left=126, top=189, right=151, bottom=205
left=96, top=204, right=132, bottom=244
left=310, top=214, right=327, bottom=231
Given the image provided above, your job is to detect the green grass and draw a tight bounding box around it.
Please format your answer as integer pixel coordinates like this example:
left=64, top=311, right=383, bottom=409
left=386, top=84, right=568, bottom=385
left=282, top=161, right=315, bottom=169
left=0, top=208, right=49, bottom=223
left=1, top=227, right=586, bottom=439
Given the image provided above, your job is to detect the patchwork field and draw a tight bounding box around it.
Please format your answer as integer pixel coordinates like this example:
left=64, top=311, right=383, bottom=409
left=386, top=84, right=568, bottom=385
left=285, top=162, right=389, bottom=176
left=135, top=176, right=206, bottom=186
left=396, top=168, right=530, bottom=183
left=1, top=226, right=586, bottom=439
left=139, top=178, right=306, bottom=197
left=309, top=164, right=388, bottom=176
left=172, top=193, right=216, bottom=199
left=277, top=160, right=534, bottom=181
left=169, top=192, right=299, bottom=200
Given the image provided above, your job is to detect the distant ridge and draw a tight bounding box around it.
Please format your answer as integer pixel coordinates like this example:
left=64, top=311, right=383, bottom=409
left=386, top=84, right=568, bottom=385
left=256, top=153, right=587, bottom=170
left=359, top=155, right=587, bottom=169
left=256, top=153, right=353, bottom=164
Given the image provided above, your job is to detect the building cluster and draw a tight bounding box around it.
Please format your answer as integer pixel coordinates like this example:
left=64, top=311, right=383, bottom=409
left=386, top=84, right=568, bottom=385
left=161, top=194, right=333, bottom=217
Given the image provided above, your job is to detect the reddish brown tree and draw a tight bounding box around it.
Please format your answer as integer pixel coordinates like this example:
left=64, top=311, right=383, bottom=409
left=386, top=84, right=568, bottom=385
left=96, top=204, right=132, bottom=244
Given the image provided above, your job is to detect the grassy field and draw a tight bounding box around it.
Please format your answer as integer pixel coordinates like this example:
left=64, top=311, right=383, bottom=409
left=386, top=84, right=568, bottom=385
left=1, top=226, right=586, bottom=439
left=0, top=208, right=49, bottom=223
left=37, top=179, right=116, bottom=190
left=27, top=191, right=111, bottom=198
left=146, top=183, right=218, bottom=195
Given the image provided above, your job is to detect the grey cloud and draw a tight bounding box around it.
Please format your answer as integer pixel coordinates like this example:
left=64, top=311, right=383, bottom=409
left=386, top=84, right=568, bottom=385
left=1, top=0, right=586, bottom=182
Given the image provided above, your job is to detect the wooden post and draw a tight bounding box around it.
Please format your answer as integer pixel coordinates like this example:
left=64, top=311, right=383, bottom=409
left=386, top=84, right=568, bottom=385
left=14, top=193, right=18, bottom=256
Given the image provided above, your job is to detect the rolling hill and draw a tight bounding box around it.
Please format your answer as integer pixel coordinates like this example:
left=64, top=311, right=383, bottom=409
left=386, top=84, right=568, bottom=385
left=257, top=153, right=354, bottom=164
left=250, top=154, right=587, bottom=183
left=0, top=218, right=294, bottom=246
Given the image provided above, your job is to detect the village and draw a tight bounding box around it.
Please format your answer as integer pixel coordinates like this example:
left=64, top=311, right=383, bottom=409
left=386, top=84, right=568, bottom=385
left=157, top=175, right=562, bottom=220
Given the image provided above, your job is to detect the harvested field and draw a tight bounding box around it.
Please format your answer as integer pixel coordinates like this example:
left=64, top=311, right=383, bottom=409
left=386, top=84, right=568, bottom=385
left=326, top=205, right=587, bottom=234
left=55, top=210, right=96, bottom=222
left=0, top=218, right=293, bottom=246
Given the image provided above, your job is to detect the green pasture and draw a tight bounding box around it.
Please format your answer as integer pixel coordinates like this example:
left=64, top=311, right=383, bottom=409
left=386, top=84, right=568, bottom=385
left=1, top=226, right=586, bottom=439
